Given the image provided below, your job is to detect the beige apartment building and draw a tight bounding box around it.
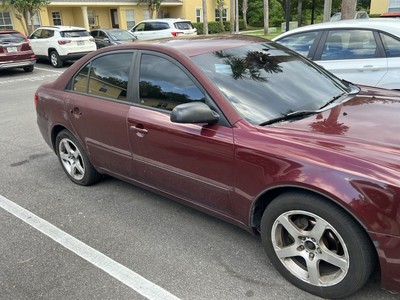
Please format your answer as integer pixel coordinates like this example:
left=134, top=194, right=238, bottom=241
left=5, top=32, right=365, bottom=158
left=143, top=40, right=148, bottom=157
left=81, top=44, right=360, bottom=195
left=1, top=0, right=229, bottom=33
left=370, top=0, right=400, bottom=14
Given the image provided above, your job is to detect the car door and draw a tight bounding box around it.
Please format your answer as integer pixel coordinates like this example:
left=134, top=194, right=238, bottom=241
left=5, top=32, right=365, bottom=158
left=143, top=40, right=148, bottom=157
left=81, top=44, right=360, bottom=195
left=127, top=52, right=235, bottom=214
left=29, top=29, right=46, bottom=57
left=377, top=32, right=400, bottom=89
left=315, top=29, right=387, bottom=87
left=131, top=22, right=148, bottom=39
left=64, top=52, right=137, bottom=180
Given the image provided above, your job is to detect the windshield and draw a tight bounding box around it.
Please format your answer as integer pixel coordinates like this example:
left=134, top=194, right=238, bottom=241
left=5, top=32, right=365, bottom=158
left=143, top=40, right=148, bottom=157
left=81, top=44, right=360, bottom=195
left=191, top=42, right=350, bottom=125
left=109, top=30, right=135, bottom=41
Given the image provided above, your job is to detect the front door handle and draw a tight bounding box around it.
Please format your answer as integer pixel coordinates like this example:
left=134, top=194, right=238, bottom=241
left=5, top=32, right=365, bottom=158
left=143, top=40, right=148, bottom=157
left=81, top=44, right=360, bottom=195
left=130, top=125, right=148, bottom=137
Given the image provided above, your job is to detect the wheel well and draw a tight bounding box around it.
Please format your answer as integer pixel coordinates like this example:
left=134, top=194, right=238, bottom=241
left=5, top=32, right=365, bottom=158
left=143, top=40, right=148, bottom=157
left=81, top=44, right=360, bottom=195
left=48, top=48, right=57, bottom=57
left=251, top=186, right=380, bottom=274
left=51, top=125, right=67, bottom=153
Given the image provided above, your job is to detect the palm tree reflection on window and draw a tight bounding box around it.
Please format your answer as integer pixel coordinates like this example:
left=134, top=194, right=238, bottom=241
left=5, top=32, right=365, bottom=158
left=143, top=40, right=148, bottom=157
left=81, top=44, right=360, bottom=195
left=214, top=50, right=283, bottom=81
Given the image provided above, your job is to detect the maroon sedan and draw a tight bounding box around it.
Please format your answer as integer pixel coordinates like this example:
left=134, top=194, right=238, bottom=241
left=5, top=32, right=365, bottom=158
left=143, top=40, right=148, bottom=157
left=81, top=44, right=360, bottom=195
left=35, top=35, right=400, bottom=298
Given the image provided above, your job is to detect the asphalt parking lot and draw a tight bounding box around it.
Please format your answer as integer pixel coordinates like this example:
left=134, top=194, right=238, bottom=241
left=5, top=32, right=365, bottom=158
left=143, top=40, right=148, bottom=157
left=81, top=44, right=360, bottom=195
left=0, top=61, right=398, bottom=300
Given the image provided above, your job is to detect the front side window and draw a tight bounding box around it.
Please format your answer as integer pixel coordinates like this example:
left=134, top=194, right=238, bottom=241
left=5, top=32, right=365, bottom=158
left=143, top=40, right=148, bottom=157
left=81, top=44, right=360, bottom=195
left=0, top=11, right=13, bottom=30
left=139, top=54, right=205, bottom=111
left=321, top=30, right=377, bottom=60
left=277, top=31, right=318, bottom=57
left=191, top=43, right=349, bottom=125
left=72, top=53, right=133, bottom=101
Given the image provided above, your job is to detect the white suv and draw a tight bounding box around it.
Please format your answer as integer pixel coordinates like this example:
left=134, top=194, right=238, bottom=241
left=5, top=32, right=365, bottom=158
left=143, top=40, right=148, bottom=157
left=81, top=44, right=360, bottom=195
left=130, top=19, right=197, bottom=40
left=29, top=26, right=96, bottom=68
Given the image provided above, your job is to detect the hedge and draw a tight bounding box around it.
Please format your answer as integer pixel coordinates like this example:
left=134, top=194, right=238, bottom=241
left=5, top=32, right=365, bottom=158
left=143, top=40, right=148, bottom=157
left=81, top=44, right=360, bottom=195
left=193, top=20, right=246, bottom=35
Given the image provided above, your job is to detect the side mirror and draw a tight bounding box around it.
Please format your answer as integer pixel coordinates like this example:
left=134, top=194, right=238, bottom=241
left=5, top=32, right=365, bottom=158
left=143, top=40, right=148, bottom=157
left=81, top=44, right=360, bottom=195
left=171, top=102, right=219, bottom=125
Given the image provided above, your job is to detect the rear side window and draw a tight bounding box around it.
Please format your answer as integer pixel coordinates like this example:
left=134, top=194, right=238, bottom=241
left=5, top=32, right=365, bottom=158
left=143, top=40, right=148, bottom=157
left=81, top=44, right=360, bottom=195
left=276, top=31, right=318, bottom=57
left=174, top=22, right=193, bottom=30
left=61, top=30, right=90, bottom=38
left=321, top=30, right=377, bottom=60
left=380, top=33, right=400, bottom=57
left=72, top=53, right=133, bottom=101
left=0, top=32, right=26, bottom=44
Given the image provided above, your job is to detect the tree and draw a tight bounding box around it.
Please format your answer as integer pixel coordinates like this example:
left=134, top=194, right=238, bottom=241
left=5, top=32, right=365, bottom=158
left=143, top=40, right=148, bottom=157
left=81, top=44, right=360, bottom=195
left=202, top=0, right=209, bottom=35
left=137, top=0, right=163, bottom=19
left=1, top=0, right=50, bottom=35
left=263, top=0, right=269, bottom=35
left=242, top=0, right=248, bottom=30
left=341, top=0, right=357, bottom=19
left=216, top=0, right=225, bottom=32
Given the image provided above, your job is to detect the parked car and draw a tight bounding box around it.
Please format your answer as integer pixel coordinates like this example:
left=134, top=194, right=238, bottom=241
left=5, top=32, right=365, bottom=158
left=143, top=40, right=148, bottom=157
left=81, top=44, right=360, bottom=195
left=90, top=28, right=136, bottom=49
left=330, top=11, right=369, bottom=21
left=0, top=30, right=36, bottom=72
left=130, top=18, right=197, bottom=40
left=380, top=12, right=400, bottom=18
left=28, top=26, right=96, bottom=68
left=34, top=35, right=400, bottom=299
left=273, top=19, right=400, bottom=89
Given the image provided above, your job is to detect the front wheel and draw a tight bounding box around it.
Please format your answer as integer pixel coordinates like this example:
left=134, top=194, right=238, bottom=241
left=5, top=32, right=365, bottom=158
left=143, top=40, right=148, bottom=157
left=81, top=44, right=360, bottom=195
left=49, top=50, right=63, bottom=68
left=55, top=130, right=101, bottom=186
left=260, top=192, right=376, bottom=298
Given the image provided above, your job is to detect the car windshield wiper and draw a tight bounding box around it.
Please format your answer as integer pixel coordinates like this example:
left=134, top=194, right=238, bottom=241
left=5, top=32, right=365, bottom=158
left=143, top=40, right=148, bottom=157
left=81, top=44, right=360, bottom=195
left=318, top=92, right=347, bottom=110
left=260, top=110, right=316, bottom=126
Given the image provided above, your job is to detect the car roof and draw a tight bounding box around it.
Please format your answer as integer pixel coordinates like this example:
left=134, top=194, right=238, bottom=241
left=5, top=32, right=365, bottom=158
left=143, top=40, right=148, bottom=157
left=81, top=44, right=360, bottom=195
left=138, top=18, right=191, bottom=23
left=92, top=34, right=270, bottom=57
left=36, top=26, right=87, bottom=31
left=273, top=18, right=400, bottom=39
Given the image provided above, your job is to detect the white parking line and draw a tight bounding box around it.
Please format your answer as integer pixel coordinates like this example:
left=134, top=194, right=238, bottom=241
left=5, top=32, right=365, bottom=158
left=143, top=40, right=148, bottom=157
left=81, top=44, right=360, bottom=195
left=34, top=67, right=64, bottom=74
left=0, top=194, right=181, bottom=300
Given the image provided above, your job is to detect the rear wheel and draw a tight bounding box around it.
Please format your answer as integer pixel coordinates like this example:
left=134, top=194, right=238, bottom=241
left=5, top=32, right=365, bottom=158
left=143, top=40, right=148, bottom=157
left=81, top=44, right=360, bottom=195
left=23, top=65, right=34, bottom=72
left=50, top=50, right=63, bottom=68
left=260, top=191, right=376, bottom=298
left=55, top=130, right=101, bottom=186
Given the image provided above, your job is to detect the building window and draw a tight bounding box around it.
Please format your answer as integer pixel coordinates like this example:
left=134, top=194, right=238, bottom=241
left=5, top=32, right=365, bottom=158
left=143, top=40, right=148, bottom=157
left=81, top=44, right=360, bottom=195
left=196, top=9, right=202, bottom=23
left=126, top=9, right=135, bottom=29
left=88, top=10, right=97, bottom=26
left=0, top=11, right=13, bottom=30
left=389, top=0, right=400, bottom=12
left=28, top=12, right=41, bottom=30
left=142, top=9, right=150, bottom=20
left=215, top=9, right=227, bottom=22
left=52, top=11, right=62, bottom=25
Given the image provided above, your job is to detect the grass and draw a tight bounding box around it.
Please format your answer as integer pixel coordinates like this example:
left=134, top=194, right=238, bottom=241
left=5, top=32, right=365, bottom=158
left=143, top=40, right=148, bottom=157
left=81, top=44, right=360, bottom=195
left=239, top=28, right=282, bottom=40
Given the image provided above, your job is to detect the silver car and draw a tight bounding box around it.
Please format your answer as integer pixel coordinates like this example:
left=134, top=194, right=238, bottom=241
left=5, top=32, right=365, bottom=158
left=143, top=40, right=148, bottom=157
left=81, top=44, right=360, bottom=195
left=273, top=19, right=400, bottom=89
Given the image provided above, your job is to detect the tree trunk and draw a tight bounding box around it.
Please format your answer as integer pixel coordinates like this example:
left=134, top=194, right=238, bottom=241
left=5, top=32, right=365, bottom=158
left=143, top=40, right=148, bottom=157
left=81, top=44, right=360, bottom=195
left=297, top=0, right=302, bottom=27
left=202, top=0, right=208, bottom=35
left=242, top=0, right=248, bottom=30
left=230, top=0, right=235, bottom=33
left=263, top=0, right=269, bottom=36
left=341, top=0, right=357, bottom=20
left=323, top=0, right=332, bottom=22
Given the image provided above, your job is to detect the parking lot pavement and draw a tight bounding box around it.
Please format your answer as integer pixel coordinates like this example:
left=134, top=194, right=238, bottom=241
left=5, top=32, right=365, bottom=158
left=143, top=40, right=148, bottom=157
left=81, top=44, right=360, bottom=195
left=0, top=63, right=398, bottom=300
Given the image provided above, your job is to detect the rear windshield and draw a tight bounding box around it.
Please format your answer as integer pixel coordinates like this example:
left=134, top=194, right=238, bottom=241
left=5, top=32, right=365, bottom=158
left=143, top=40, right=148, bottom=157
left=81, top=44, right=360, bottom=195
left=0, top=32, right=26, bottom=44
left=60, top=30, right=90, bottom=38
left=174, top=22, right=193, bottom=30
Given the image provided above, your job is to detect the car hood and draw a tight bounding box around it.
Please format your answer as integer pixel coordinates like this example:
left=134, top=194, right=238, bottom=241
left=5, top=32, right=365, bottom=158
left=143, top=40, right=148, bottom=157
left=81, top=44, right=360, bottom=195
left=264, top=87, right=400, bottom=172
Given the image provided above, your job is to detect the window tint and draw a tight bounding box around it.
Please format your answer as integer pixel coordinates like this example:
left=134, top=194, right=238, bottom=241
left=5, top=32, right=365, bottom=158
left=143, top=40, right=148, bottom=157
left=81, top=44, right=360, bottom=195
left=321, top=30, right=377, bottom=60
left=380, top=33, right=400, bottom=57
left=276, top=31, right=318, bottom=57
left=174, top=22, right=193, bottom=30
left=72, top=53, right=133, bottom=101
left=0, top=32, right=26, bottom=44
left=139, top=54, right=205, bottom=111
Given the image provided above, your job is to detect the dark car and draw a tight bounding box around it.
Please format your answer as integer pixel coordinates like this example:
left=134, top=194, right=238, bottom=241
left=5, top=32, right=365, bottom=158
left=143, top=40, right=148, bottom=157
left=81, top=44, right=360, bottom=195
left=90, top=29, right=136, bottom=49
left=0, top=30, right=36, bottom=72
left=34, top=35, right=400, bottom=299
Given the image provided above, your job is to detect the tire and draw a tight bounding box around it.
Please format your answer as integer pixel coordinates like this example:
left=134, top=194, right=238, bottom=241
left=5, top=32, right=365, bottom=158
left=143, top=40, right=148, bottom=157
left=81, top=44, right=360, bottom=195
left=23, top=65, right=34, bottom=72
left=55, top=130, right=101, bottom=186
left=260, top=191, right=376, bottom=298
left=50, top=50, right=63, bottom=68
